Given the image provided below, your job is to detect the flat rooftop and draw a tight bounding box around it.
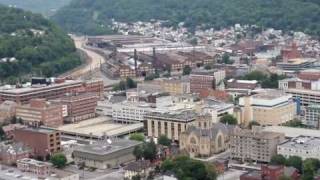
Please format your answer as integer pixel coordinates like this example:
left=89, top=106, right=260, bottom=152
left=58, top=117, right=143, bottom=138
left=0, top=80, right=82, bottom=94
left=279, top=136, right=320, bottom=150
left=20, top=127, right=58, bottom=134
left=145, top=110, right=197, bottom=122
left=233, top=129, right=284, bottom=139
left=262, top=126, right=320, bottom=138
left=74, top=139, right=142, bottom=155
left=252, top=89, right=288, bottom=100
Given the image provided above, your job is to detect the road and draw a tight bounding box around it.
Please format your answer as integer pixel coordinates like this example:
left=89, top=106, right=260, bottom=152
left=61, top=36, right=119, bottom=86
left=59, top=36, right=102, bottom=79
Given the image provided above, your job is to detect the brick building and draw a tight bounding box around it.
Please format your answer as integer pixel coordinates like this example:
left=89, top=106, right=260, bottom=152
left=13, top=128, right=61, bottom=160
left=0, top=78, right=104, bottom=104
left=240, top=165, right=299, bottom=180
left=190, top=69, right=225, bottom=93
left=51, top=93, right=98, bottom=123
left=16, top=99, right=63, bottom=128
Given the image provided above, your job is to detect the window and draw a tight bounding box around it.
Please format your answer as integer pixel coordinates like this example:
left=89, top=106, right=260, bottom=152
left=218, top=135, right=223, bottom=148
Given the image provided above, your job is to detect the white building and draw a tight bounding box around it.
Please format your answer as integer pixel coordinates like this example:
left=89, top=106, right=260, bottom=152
left=112, top=101, right=154, bottom=123
left=277, top=136, right=320, bottom=160
left=201, top=98, right=234, bottom=123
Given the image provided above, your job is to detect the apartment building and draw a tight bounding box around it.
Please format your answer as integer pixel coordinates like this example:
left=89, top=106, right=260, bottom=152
left=51, top=93, right=98, bottom=123
left=0, top=78, right=104, bottom=104
left=16, top=99, right=63, bottom=128
left=13, top=128, right=61, bottom=159
left=190, top=69, right=225, bottom=93
left=17, top=158, right=51, bottom=178
left=277, top=136, right=320, bottom=160
left=237, top=89, right=296, bottom=126
left=230, top=128, right=285, bottom=162
left=145, top=110, right=197, bottom=141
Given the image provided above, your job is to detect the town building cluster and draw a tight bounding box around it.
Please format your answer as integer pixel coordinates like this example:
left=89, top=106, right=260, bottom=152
left=1, top=22, right=320, bottom=179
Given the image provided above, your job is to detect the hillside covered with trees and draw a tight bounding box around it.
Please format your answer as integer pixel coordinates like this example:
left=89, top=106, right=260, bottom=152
left=0, top=0, right=72, bottom=16
left=52, top=0, right=320, bottom=36
left=0, top=6, right=81, bottom=83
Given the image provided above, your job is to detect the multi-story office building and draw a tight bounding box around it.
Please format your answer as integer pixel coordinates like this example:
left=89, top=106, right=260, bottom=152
left=277, top=136, right=320, bottom=160
left=145, top=110, right=197, bottom=141
left=283, top=88, right=320, bottom=107
left=230, top=128, right=285, bottom=162
left=112, top=101, right=154, bottom=123
left=51, top=93, right=98, bottom=123
left=279, top=77, right=320, bottom=107
left=237, top=89, right=296, bottom=126
left=190, top=69, right=225, bottom=93
left=13, top=128, right=61, bottom=159
left=304, top=104, right=320, bottom=128
left=16, top=99, right=63, bottom=128
left=0, top=78, right=104, bottom=104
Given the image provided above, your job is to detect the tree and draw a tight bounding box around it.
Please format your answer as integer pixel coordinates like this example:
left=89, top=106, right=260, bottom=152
left=302, top=158, right=320, bottom=179
left=133, top=145, right=144, bottom=160
left=50, top=153, right=67, bottom=168
left=221, top=53, right=233, bottom=64
left=143, top=140, right=157, bottom=161
left=286, top=156, right=303, bottom=172
left=129, top=133, right=145, bottom=142
left=132, top=175, right=141, bottom=180
left=126, top=77, right=137, bottom=88
left=189, top=38, right=198, bottom=46
left=242, top=71, right=266, bottom=81
left=183, top=65, right=192, bottom=75
left=220, top=114, right=237, bottom=125
left=204, top=64, right=212, bottom=70
left=158, top=135, right=171, bottom=147
left=270, top=154, right=286, bottom=165
left=161, top=159, right=175, bottom=172
left=160, top=156, right=217, bottom=180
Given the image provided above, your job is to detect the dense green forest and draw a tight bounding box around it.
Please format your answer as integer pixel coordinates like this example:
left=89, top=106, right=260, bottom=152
left=52, top=0, right=320, bottom=36
left=0, top=0, right=71, bottom=16
left=0, top=6, right=81, bottom=83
